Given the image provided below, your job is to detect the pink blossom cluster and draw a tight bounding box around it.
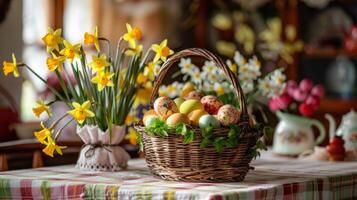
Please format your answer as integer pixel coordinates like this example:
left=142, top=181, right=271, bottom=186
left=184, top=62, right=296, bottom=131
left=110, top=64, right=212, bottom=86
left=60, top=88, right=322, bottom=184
left=269, top=79, right=324, bottom=117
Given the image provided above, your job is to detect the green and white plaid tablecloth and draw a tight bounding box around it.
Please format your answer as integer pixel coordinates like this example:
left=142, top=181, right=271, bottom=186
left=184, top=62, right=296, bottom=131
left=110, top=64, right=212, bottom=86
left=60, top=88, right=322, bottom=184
left=0, top=151, right=357, bottom=200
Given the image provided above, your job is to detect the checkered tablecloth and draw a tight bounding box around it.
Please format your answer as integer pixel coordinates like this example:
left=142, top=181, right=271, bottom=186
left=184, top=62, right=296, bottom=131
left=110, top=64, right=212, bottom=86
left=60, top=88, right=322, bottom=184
left=0, top=151, right=357, bottom=200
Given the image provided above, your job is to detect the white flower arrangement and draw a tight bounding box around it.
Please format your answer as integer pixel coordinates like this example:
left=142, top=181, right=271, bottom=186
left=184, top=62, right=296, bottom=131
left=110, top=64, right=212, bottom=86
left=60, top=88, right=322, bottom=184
left=158, top=50, right=286, bottom=107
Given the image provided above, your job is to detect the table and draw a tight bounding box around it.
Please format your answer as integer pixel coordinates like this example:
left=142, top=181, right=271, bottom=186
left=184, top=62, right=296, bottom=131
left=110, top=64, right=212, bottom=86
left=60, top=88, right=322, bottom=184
left=0, top=151, right=356, bottom=200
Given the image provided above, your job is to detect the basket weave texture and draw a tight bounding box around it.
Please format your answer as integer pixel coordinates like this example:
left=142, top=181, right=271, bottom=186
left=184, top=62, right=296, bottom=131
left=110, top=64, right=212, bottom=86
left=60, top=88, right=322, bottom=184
left=135, top=48, right=262, bottom=182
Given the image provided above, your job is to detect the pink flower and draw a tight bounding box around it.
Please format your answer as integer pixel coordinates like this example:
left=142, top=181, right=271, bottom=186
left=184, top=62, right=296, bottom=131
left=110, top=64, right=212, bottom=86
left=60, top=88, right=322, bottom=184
left=269, top=99, right=281, bottom=112
left=285, top=80, right=298, bottom=97
left=311, top=84, right=325, bottom=98
left=268, top=94, right=292, bottom=112
left=293, top=89, right=308, bottom=102
left=299, top=79, right=314, bottom=92
left=305, top=95, right=320, bottom=109
left=299, top=103, right=314, bottom=117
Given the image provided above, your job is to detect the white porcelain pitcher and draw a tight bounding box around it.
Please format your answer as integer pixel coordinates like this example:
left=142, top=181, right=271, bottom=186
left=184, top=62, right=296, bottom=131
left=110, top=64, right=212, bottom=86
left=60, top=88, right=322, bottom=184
left=273, top=111, right=326, bottom=156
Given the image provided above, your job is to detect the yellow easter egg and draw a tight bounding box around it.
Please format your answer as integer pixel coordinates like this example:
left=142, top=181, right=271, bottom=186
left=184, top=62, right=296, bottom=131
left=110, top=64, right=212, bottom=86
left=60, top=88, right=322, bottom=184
left=188, top=109, right=208, bottom=126
left=166, top=113, right=190, bottom=127
left=180, top=82, right=196, bottom=98
left=179, top=99, right=204, bottom=115
left=174, top=97, right=185, bottom=108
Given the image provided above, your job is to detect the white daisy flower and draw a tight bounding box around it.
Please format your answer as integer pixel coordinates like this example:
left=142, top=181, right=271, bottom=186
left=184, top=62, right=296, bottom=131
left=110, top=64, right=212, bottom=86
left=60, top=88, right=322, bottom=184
left=153, top=63, right=161, bottom=77
left=166, top=82, right=182, bottom=98
left=234, top=51, right=246, bottom=67
left=202, top=61, right=216, bottom=74
left=270, top=69, right=286, bottom=85
left=226, top=59, right=237, bottom=73
left=202, top=82, right=214, bottom=92
left=179, top=58, right=196, bottom=75
left=159, top=85, right=168, bottom=97
left=241, top=80, right=254, bottom=94
left=191, top=68, right=202, bottom=85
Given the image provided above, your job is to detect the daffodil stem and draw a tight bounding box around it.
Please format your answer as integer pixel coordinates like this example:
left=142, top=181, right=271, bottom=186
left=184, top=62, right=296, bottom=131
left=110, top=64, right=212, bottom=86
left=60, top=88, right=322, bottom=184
left=99, top=38, right=111, bottom=59
left=50, top=113, right=69, bottom=130
left=22, top=64, right=67, bottom=103
left=55, top=70, right=71, bottom=101
left=139, top=49, right=152, bottom=68
left=54, top=118, right=74, bottom=140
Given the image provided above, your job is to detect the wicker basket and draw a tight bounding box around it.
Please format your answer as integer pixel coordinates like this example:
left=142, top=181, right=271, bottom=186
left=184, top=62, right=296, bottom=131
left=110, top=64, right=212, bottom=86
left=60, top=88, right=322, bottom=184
left=135, top=48, right=262, bottom=182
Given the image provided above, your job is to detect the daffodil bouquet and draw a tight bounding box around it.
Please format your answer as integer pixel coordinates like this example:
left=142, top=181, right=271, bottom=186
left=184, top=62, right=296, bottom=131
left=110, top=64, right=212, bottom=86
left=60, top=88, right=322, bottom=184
left=2, top=24, right=175, bottom=157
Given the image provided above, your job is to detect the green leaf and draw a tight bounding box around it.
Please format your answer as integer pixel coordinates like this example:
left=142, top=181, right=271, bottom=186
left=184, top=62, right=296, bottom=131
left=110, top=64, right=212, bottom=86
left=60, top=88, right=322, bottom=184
left=201, top=126, right=213, bottom=137
left=213, top=137, right=225, bottom=152
left=183, top=130, right=195, bottom=144
left=144, top=118, right=170, bottom=137
left=200, top=137, right=212, bottom=148
left=176, top=123, right=188, bottom=135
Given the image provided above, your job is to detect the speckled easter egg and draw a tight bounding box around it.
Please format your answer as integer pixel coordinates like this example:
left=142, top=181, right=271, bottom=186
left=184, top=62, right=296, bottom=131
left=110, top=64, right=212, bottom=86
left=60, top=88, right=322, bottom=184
left=199, top=114, right=221, bottom=129
left=185, top=91, right=203, bottom=100
left=188, top=109, right=208, bottom=126
left=200, top=95, right=224, bottom=114
left=166, top=113, right=190, bottom=127
left=216, top=105, right=240, bottom=126
left=154, top=96, right=178, bottom=119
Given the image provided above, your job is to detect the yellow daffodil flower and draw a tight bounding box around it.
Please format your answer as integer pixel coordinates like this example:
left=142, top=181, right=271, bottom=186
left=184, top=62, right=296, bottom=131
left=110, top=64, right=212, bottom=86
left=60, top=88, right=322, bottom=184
left=2, top=53, right=19, bottom=77
left=46, top=53, right=65, bottom=71
left=91, top=71, right=114, bottom=91
left=125, top=44, right=143, bottom=56
left=59, top=40, right=81, bottom=62
left=67, top=101, right=95, bottom=124
left=125, top=112, right=139, bottom=125
left=32, top=100, right=52, bottom=118
left=34, top=122, right=53, bottom=144
left=42, top=137, right=66, bottom=157
left=143, top=61, right=160, bottom=81
left=136, top=73, right=148, bottom=85
left=133, top=83, right=152, bottom=108
left=125, top=127, right=138, bottom=145
left=42, top=27, right=63, bottom=53
left=151, top=39, right=174, bottom=62
left=89, top=54, right=110, bottom=72
left=123, top=23, right=142, bottom=47
left=84, top=26, right=100, bottom=52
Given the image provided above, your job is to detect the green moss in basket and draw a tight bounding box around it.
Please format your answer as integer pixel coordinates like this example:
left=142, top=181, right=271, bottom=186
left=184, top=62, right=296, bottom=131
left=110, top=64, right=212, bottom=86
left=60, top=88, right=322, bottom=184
left=144, top=118, right=169, bottom=137
left=200, top=124, right=241, bottom=152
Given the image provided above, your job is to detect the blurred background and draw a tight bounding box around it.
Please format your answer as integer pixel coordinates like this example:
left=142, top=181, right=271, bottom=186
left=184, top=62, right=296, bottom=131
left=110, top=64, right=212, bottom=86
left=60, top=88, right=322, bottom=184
left=0, top=0, right=356, bottom=169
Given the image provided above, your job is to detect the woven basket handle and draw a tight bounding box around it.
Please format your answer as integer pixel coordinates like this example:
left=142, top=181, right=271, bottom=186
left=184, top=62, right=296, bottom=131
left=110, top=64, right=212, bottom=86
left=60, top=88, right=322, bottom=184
left=150, top=48, right=248, bottom=118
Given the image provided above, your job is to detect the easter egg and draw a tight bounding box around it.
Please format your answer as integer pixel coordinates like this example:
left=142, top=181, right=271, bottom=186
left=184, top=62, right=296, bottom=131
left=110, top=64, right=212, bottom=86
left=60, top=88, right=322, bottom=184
left=180, top=82, right=196, bottom=98
left=166, top=113, right=190, bottom=127
left=217, top=105, right=240, bottom=126
left=143, top=109, right=157, bottom=124
left=154, top=96, right=179, bottom=119
left=188, top=109, right=208, bottom=126
left=199, top=114, right=221, bottom=129
left=144, top=115, right=160, bottom=127
left=185, top=91, right=203, bottom=100
left=174, top=97, right=185, bottom=108
left=200, top=95, right=224, bottom=114
left=179, top=99, right=204, bottom=115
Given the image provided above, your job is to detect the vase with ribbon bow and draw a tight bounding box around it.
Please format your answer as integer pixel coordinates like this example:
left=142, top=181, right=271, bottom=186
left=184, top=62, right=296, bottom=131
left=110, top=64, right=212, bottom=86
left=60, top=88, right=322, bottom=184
left=76, top=125, right=130, bottom=171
